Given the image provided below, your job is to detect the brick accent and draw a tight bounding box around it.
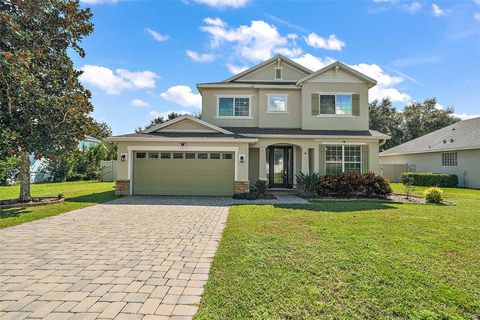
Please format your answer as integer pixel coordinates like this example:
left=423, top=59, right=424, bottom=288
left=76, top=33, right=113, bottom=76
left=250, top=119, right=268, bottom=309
left=234, top=181, right=249, bottom=194
left=115, top=180, right=130, bottom=196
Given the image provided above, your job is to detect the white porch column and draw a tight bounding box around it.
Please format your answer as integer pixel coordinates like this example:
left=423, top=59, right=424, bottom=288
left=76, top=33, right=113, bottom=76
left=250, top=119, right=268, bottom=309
left=259, top=147, right=267, bottom=181
left=301, top=147, right=309, bottom=174
left=313, top=145, right=320, bottom=173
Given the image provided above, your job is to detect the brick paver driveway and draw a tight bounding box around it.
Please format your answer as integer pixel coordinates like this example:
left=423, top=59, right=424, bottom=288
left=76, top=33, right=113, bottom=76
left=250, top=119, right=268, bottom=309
left=0, top=197, right=233, bottom=320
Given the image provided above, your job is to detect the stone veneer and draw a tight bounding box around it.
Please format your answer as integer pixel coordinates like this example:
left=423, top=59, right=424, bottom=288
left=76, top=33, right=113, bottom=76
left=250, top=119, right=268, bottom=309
left=234, top=181, right=250, bottom=194
left=115, top=180, right=130, bottom=196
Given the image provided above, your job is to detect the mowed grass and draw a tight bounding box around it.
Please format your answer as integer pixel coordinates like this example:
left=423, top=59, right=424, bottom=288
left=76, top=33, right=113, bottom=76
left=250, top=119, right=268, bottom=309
left=0, top=181, right=116, bottom=229
left=195, top=184, right=480, bottom=319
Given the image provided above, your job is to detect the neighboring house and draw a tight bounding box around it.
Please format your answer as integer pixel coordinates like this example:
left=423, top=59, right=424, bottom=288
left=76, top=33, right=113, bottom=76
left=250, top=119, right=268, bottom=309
left=30, top=136, right=101, bottom=183
left=109, top=55, right=389, bottom=196
left=379, top=117, right=480, bottom=188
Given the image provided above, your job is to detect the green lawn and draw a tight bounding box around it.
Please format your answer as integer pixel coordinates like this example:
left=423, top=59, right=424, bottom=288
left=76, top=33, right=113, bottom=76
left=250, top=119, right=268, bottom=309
left=0, top=181, right=116, bottom=229
left=195, top=184, right=480, bottom=319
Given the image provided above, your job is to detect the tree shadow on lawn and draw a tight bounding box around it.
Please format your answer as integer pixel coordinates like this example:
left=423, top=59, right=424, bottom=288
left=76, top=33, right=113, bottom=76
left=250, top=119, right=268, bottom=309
left=274, top=200, right=399, bottom=213
left=67, top=190, right=116, bottom=204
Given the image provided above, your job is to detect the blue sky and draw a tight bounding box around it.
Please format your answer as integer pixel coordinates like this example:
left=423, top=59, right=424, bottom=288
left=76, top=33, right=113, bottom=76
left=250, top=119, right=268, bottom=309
left=74, top=0, right=480, bottom=135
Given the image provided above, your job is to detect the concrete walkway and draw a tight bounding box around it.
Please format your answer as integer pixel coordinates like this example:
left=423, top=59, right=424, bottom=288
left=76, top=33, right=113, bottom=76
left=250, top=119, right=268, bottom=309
left=0, top=195, right=307, bottom=319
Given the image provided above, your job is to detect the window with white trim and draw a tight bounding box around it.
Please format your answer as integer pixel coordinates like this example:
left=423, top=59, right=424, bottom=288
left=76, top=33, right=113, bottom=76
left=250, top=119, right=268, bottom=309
left=268, top=95, right=287, bottom=112
left=442, top=152, right=457, bottom=166
left=218, top=97, right=250, bottom=117
left=325, top=145, right=362, bottom=174
left=319, top=94, right=352, bottom=115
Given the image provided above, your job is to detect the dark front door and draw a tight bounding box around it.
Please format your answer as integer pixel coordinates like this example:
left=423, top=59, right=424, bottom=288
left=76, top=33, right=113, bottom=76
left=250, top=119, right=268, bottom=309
left=268, top=146, right=293, bottom=188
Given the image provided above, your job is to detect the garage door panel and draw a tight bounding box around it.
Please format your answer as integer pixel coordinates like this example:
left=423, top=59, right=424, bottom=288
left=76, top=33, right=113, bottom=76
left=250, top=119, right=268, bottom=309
left=132, top=152, right=235, bottom=196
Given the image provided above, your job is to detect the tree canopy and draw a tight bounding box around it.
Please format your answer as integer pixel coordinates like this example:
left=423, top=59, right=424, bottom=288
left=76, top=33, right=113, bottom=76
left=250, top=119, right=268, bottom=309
left=0, top=0, right=94, bottom=200
left=369, top=97, right=459, bottom=151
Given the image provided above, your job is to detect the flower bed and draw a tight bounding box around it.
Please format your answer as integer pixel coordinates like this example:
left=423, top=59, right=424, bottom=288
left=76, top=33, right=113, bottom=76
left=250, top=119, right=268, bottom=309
left=0, top=196, right=64, bottom=209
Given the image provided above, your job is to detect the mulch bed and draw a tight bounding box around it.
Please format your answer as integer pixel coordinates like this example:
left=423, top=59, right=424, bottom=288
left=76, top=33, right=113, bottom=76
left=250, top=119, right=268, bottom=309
left=0, top=196, right=65, bottom=209
left=309, top=193, right=453, bottom=205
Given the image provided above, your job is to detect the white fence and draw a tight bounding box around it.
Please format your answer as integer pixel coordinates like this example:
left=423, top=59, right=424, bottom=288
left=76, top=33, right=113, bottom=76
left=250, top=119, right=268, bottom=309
left=100, top=160, right=118, bottom=182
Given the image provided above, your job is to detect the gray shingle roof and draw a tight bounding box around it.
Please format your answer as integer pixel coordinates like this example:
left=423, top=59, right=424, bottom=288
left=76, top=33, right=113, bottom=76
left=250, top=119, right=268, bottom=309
left=223, top=127, right=387, bottom=137
left=380, top=117, right=480, bottom=156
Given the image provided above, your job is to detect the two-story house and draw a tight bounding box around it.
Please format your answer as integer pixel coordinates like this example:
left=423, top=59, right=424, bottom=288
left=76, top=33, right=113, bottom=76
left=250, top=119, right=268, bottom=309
left=109, top=55, right=389, bottom=196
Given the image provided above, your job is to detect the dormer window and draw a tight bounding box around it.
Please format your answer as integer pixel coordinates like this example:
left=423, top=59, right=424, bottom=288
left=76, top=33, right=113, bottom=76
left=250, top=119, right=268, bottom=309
left=274, top=68, right=283, bottom=80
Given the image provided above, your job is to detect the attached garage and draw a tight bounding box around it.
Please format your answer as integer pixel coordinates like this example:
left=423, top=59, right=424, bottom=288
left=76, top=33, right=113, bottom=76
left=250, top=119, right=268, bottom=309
left=132, top=151, right=235, bottom=196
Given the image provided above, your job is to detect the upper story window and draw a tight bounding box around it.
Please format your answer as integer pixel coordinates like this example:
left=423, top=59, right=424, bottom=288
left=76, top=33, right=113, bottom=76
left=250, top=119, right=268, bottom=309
left=442, top=152, right=457, bottom=166
left=218, top=96, right=251, bottom=118
left=274, top=68, right=283, bottom=79
left=267, top=95, right=287, bottom=113
left=312, top=93, right=359, bottom=116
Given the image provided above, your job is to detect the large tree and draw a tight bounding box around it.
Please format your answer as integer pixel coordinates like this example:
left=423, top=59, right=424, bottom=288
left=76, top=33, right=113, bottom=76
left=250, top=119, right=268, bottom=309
left=402, top=97, right=459, bottom=142
left=369, top=98, right=404, bottom=151
left=0, top=0, right=94, bottom=201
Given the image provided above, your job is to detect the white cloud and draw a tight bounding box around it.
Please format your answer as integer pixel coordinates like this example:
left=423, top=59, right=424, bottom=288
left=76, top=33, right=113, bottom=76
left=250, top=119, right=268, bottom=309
left=292, top=54, right=335, bottom=71
left=432, top=3, right=446, bottom=16
left=200, top=17, right=300, bottom=62
left=226, top=63, right=249, bottom=74
left=453, top=113, right=480, bottom=120
left=406, top=2, right=421, bottom=13
left=80, top=65, right=158, bottom=95
left=146, top=28, right=169, bottom=42
left=192, top=0, right=248, bottom=8
left=149, top=110, right=191, bottom=119
left=186, top=50, right=216, bottom=62
left=80, top=0, right=116, bottom=4
left=131, top=99, right=150, bottom=108
left=160, top=85, right=202, bottom=108
left=292, top=55, right=411, bottom=103
left=475, top=12, right=480, bottom=21
left=304, top=33, right=345, bottom=51
left=350, top=63, right=411, bottom=103
left=116, top=69, right=158, bottom=89
left=474, top=0, right=480, bottom=6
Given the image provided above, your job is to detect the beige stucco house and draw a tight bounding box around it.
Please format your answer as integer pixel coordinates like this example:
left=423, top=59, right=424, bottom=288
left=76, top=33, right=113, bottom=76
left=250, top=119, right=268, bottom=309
left=109, top=55, right=389, bottom=196
left=380, top=117, right=480, bottom=188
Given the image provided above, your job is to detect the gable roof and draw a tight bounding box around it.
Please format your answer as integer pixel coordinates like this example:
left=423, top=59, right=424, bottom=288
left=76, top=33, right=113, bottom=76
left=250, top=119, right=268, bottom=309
left=296, top=61, right=377, bottom=87
left=142, top=115, right=233, bottom=135
left=223, top=54, right=313, bottom=83
left=380, top=117, right=480, bottom=156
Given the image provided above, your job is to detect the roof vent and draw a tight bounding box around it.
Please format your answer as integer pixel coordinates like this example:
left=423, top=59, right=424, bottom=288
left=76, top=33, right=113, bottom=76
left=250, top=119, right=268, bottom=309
left=443, top=139, right=447, bottom=143
left=452, top=128, right=456, bottom=131
left=450, top=138, right=454, bottom=143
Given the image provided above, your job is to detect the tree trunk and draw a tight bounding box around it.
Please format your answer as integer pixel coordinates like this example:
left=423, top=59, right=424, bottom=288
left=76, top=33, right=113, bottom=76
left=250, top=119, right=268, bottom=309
left=19, top=151, right=31, bottom=202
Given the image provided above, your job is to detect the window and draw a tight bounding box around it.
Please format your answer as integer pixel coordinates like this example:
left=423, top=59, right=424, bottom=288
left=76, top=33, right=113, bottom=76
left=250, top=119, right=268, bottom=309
left=173, top=153, right=183, bottom=159
left=325, top=145, right=362, bottom=174
left=210, top=153, right=221, bottom=159
left=223, top=153, right=233, bottom=160
left=136, top=152, right=146, bottom=159
left=160, top=153, right=171, bottom=159
left=317, top=94, right=352, bottom=115
left=198, top=153, right=208, bottom=159
left=185, top=153, right=195, bottom=159
left=148, top=152, right=158, bottom=159
left=274, top=68, right=282, bottom=79
left=442, top=152, right=457, bottom=166
left=268, top=95, right=287, bottom=112
left=218, top=97, right=250, bottom=117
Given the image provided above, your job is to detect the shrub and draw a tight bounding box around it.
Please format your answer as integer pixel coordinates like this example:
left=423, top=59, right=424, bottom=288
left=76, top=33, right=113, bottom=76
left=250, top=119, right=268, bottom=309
left=423, top=187, right=444, bottom=203
left=251, top=179, right=267, bottom=195
left=401, top=172, right=458, bottom=188
left=295, top=172, right=320, bottom=197
left=400, top=175, right=415, bottom=199
left=317, top=172, right=392, bottom=198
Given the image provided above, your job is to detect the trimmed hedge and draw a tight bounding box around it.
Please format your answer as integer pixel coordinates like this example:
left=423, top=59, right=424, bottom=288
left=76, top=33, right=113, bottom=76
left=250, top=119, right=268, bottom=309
left=317, top=172, right=392, bottom=198
left=401, top=172, right=458, bottom=188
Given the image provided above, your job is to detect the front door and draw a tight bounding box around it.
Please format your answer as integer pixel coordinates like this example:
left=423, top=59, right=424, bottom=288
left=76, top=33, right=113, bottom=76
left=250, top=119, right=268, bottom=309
left=268, top=146, right=293, bottom=188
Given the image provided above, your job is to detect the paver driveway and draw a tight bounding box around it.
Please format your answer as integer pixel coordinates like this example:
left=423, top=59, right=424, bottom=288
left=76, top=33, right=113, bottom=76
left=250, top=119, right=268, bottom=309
left=0, top=197, right=231, bottom=320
